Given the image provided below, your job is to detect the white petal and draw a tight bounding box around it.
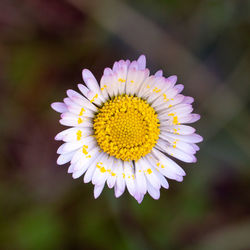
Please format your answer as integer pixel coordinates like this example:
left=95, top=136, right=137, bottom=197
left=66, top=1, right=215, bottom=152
left=144, top=154, right=169, bottom=189
left=67, top=164, right=74, bottom=173
left=66, top=102, right=94, bottom=118
left=174, top=141, right=197, bottom=154
left=83, top=152, right=105, bottom=183
left=57, top=143, right=65, bottom=154
left=71, top=148, right=100, bottom=179
left=100, top=72, right=117, bottom=98
left=158, top=85, right=179, bottom=102
left=114, top=163, right=126, bottom=198
left=158, top=104, right=193, bottom=120
left=99, top=75, right=110, bottom=100
left=153, top=169, right=169, bottom=189
left=133, top=192, right=145, bottom=204
left=183, top=96, right=194, bottom=104
left=137, top=75, right=158, bottom=98
left=94, top=183, right=105, bottom=199
left=184, top=114, right=201, bottom=123
left=156, top=138, right=196, bottom=155
left=86, top=90, right=104, bottom=106
left=137, top=55, right=146, bottom=70
left=60, top=112, right=93, bottom=127
left=163, top=147, right=197, bottom=163
left=146, top=180, right=160, bottom=200
left=124, top=161, right=136, bottom=196
left=71, top=147, right=83, bottom=165
left=154, top=70, right=163, bottom=77
left=57, top=150, right=76, bottom=165
left=77, top=84, right=89, bottom=97
left=128, top=60, right=139, bottom=70
left=160, top=132, right=203, bottom=144
left=59, top=119, right=92, bottom=128
left=146, top=77, right=168, bottom=104
left=151, top=148, right=186, bottom=181
left=165, top=103, right=193, bottom=114
left=60, top=140, right=84, bottom=154
left=72, top=163, right=90, bottom=179
left=51, top=102, right=67, bottom=113
left=104, top=67, right=113, bottom=76
left=107, top=157, right=119, bottom=188
left=62, top=127, right=93, bottom=142
left=82, top=68, right=106, bottom=104
left=66, top=89, right=97, bottom=112
left=61, top=136, right=95, bottom=154
left=140, top=158, right=161, bottom=190
left=112, top=60, right=129, bottom=95
left=106, top=165, right=115, bottom=188
left=83, top=163, right=96, bottom=183
left=55, top=128, right=76, bottom=141
left=125, top=67, right=149, bottom=96
left=72, top=147, right=100, bottom=172
left=153, top=94, right=185, bottom=112
left=191, top=143, right=200, bottom=151
left=92, top=154, right=110, bottom=185
left=167, top=75, right=177, bottom=86
left=174, top=84, right=184, bottom=93
left=134, top=159, right=147, bottom=195
left=82, top=69, right=99, bottom=93
left=160, top=125, right=195, bottom=135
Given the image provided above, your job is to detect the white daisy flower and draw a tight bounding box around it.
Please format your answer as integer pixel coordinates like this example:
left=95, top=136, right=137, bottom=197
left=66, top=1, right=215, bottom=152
left=51, top=55, right=203, bottom=203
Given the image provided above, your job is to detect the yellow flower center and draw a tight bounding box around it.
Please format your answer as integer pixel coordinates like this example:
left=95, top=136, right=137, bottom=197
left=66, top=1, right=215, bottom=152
left=93, top=95, right=160, bottom=161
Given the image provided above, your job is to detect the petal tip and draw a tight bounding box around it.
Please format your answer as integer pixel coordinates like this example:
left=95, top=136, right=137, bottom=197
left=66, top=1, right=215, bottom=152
left=167, top=75, right=177, bottom=84
left=155, top=70, right=163, bottom=77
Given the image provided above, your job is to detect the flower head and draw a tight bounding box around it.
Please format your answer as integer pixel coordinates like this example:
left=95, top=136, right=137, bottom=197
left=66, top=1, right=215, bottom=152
left=51, top=55, right=203, bottom=203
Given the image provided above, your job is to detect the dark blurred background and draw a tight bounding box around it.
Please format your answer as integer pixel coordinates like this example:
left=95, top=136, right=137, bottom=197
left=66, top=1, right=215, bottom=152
left=0, top=0, right=250, bottom=249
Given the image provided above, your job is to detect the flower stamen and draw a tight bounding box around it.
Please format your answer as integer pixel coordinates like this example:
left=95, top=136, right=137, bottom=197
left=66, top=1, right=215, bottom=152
left=93, top=95, right=160, bottom=161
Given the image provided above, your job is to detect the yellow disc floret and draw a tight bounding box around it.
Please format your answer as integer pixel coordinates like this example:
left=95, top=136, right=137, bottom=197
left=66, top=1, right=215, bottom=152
left=93, top=95, right=160, bottom=161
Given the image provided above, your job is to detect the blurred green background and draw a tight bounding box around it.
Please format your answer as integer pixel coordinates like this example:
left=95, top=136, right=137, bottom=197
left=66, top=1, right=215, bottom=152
left=1, top=0, right=250, bottom=249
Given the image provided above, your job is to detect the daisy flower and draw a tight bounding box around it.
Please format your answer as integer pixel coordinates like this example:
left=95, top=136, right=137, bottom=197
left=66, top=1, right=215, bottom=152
left=51, top=55, right=203, bottom=203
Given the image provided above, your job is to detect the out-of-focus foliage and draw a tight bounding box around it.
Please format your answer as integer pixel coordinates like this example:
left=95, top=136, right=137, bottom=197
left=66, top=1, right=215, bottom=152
left=0, top=0, right=249, bottom=249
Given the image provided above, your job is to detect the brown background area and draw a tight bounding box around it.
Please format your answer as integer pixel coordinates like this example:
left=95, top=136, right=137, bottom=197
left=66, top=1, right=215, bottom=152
left=0, top=0, right=250, bottom=249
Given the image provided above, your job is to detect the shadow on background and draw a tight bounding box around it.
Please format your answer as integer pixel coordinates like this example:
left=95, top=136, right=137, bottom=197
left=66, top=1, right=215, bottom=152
left=0, top=0, right=249, bottom=249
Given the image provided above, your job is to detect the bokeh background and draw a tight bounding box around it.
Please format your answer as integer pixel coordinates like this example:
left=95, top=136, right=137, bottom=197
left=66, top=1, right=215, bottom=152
left=1, top=0, right=250, bottom=249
